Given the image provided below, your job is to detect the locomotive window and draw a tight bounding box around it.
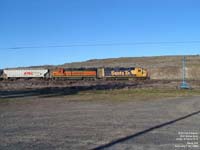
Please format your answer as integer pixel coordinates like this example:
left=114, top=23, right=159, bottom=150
left=138, top=69, right=141, bottom=72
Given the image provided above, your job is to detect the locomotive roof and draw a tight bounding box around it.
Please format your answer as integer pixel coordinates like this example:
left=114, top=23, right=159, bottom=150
left=3, top=68, right=48, bottom=70
left=61, top=68, right=97, bottom=71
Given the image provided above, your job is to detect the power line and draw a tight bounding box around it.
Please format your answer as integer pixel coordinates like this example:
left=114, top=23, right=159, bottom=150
left=1, top=41, right=200, bottom=50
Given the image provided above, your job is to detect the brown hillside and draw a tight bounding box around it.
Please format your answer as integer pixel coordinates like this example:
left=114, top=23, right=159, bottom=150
left=60, top=55, right=200, bottom=80
left=10, top=55, right=200, bottom=80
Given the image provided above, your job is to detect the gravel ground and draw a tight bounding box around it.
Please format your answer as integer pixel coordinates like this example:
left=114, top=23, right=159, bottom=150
left=1, top=79, right=200, bottom=91
left=0, top=94, right=199, bottom=150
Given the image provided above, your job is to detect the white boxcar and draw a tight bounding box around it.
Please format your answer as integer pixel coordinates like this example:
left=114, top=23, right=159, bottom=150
left=3, top=69, right=49, bottom=78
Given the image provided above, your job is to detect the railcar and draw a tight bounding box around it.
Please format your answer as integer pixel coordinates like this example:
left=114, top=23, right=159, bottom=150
left=97, top=67, right=148, bottom=80
left=52, top=68, right=97, bottom=80
left=52, top=67, right=149, bottom=80
left=3, top=69, right=49, bottom=79
left=1, top=67, right=149, bottom=80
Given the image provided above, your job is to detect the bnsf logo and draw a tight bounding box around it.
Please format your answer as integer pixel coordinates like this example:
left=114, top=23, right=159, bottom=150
left=24, top=72, right=33, bottom=75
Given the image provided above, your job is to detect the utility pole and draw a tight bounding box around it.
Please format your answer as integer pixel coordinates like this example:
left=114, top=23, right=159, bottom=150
left=180, top=56, right=190, bottom=89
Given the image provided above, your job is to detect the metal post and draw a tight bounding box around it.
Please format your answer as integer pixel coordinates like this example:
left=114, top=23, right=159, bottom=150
left=183, top=56, right=186, bottom=83
left=180, top=56, right=190, bottom=89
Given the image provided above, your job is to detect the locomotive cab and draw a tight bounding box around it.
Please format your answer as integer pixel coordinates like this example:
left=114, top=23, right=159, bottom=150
left=131, top=68, right=148, bottom=78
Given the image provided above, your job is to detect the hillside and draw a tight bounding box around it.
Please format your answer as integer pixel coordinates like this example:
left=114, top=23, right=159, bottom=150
left=8, top=55, right=200, bottom=80
left=59, top=55, right=200, bottom=80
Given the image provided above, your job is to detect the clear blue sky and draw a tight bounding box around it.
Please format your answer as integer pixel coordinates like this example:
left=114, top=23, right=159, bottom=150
left=1, top=0, right=200, bottom=68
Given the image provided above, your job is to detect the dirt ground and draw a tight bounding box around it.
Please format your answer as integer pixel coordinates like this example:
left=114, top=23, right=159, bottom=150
left=1, top=79, right=200, bottom=91
left=0, top=90, right=200, bottom=150
left=0, top=80, right=200, bottom=150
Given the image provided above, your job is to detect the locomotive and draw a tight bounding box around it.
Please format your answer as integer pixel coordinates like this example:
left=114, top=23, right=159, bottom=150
left=0, top=67, right=149, bottom=80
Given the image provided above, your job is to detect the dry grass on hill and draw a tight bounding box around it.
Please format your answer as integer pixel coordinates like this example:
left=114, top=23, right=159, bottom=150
left=9, top=55, right=200, bottom=80
left=60, top=55, right=200, bottom=80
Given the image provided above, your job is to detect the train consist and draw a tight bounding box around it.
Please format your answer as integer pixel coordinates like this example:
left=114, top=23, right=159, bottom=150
left=0, top=67, right=149, bottom=80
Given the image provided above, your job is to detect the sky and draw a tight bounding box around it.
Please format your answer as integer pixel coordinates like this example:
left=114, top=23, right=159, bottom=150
left=0, top=0, right=200, bottom=68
